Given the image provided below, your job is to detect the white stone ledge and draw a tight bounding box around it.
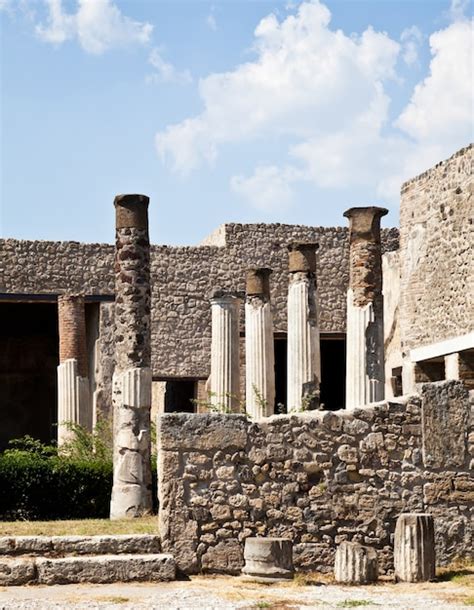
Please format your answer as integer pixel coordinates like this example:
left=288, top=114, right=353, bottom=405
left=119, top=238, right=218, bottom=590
left=409, top=332, right=474, bottom=362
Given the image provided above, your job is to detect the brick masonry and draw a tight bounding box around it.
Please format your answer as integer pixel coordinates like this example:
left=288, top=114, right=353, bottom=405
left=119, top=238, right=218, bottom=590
left=57, top=294, right=88, bottom=378
left=157, top=380, right=473, bottom=575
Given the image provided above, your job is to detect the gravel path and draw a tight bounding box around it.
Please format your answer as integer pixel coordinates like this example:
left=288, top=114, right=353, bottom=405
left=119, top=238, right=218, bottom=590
left=0, top=574, right=472, bottom=609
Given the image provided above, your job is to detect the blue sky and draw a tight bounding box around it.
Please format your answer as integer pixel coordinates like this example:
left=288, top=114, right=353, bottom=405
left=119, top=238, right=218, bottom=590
left=1, top=0, right=472, bottom=245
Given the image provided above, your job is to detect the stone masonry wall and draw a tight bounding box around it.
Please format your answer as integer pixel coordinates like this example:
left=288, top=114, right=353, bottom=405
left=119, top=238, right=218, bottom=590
left=0, top=225, right=398, bottom=379
left=399, top=144, right=473, bottom=352
left=158, top=380, right=473, bottom=575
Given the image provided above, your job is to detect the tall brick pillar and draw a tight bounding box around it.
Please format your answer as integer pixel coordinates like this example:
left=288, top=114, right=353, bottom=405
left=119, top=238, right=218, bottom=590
left=344, top=206, right=388, bottom=409
left=210, top=291, right=241, bottom=413
left=287, top=243, right=321, bottom=412
left=57, top=294, right=90, bottom=445
left=110, top=194, right=153, bottom=519
left=245, top=268, right=275, bottom=418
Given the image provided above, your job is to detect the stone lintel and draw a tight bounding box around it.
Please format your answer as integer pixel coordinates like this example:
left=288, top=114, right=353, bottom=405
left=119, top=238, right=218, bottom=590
left=287, top=242, right=319, bottom=273
left=344, top=206, right=388, bottom=242
left=246, top=268, right=272, bottom=298
left=114, top=194, right=150, bottom=230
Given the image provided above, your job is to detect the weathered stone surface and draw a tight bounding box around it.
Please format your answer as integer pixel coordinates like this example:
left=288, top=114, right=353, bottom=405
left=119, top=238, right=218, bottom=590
left=0, top=536, right=52, bottom=555
left=0, top=558, right=36, bottom=586
left=157, top=386, right=473, bottom=575
left=394, top=514, right=435, bottom=583
left=334, top=541, right=378, bottom=584
left=50, top=535, right=161, bottom=556
left=422, top=381, right=469, bottom=469
left=158, top=413, right=248, bottom=451
left=36, top=554, right=175, bottom=584
left=201, top=540, right=244, bottom=574
left=242, top=538, right=293, bottom=580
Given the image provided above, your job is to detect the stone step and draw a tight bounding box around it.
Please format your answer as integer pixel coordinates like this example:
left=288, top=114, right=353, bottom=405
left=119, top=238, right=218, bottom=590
left=0, top=553, right=175, bottom=586
left=0, top=534, right=161, bottom=557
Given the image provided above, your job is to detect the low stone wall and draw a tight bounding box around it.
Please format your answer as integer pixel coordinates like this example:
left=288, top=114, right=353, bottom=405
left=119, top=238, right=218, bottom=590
left=157, top=380, right=473, bottom=575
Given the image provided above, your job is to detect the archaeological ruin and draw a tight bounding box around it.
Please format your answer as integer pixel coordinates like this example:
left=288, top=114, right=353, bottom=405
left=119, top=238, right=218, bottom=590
left=0, top=144, right=472, bottom=579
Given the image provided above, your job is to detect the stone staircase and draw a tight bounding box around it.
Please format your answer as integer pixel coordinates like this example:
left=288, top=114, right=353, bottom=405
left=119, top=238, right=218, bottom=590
left=0, top=534, right=175, bottom=585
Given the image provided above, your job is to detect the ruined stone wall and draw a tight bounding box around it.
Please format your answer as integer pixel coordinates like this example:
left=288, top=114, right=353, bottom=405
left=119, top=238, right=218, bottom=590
left=0, top=224, right=399, bottom=380
left=399, top=144, right=473, bottom=352
left=158, top=380, right=473, bottom=575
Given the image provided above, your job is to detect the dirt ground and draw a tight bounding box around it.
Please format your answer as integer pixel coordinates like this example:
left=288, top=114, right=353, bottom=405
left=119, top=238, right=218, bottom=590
left=0, top=572, right=473, bottom=609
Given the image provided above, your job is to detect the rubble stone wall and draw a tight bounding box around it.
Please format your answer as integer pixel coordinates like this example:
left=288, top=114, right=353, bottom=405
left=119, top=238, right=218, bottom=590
left=0, top=225, right=398, bottom=380
left=158, top=380, right=473, bottom=575
left=399, top=144, right=473, bottom=352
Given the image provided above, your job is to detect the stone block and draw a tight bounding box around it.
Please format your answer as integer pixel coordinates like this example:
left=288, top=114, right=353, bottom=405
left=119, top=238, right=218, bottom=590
left=242, top=538, right=293, bottom=581
left=422, top=380, right=469, bottom=468
left=334, top=541, right=378, bottom=584
left=158, top=413, right=248, bottom=451
left=201, top=540, right=244, bottom=574
left=0, top=558, right=36, bottom=586
left=36, top=554, right=175, bottom=584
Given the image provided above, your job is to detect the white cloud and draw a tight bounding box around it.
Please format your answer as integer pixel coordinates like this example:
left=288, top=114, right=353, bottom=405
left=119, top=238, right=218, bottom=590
left=400, top=25, right=423, bottom=66
left=206, top=11, right=217, bottom=32
left=156, top=1, right=400, bottom=175
left=231, top=166, right=300, bottom=211
left=36, top=0, right=153, bottom=54
left=449, top=0, right=470, bottom=21
left=396, top=19, right=473, bottom=145
left=156, top=0, right=472, bottom=210
left=146, top=47, right=192, bottom=85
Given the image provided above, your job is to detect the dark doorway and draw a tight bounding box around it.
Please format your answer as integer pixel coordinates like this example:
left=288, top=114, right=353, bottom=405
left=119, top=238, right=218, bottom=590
left=164, top=380, right=196, bottom=413
left=0, top=302, right=59, bottom=450
left=320, top=335, right=346, bottom=411
left=274, top=337, right=287, bottom=414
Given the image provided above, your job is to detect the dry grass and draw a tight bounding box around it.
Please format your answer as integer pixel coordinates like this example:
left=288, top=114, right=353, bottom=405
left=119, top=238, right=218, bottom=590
left=0, top=516, right=158, bottom=536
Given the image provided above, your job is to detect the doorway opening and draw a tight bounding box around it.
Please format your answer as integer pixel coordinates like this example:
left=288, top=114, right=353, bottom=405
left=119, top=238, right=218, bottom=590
left=164, top=379, right=196, bottom=413
left=0, top=302, right=59, bottom=450
left=319, top=334, right=346, bottom=411
left=274, top=336, right=287, bottom=414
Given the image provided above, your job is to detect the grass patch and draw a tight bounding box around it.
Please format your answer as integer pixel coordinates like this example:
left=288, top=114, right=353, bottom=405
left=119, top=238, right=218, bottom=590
left=337, top=601, right=376, bottom=608
left=437, top=560, right=474, bottom=584
left=0, top=516, right=158, bottom=536
left=94, top=597, right=130, bottom=604
left=463, top=596, right=474, bottom=606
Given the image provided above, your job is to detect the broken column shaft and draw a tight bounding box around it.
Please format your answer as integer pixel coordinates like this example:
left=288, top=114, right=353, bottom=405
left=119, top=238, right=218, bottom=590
left=110, top=194, right=152, bottom=519
left=287, top=243, right=321, bottom=412
left=394, top=513, right=436, bottom=582
left=210, top=292, right=241, bottom=413
left=344, top=207, right=388, bottom=409
left=57, top=294, right=91, bottom=445
left=245, top=268, right=275, bottom=418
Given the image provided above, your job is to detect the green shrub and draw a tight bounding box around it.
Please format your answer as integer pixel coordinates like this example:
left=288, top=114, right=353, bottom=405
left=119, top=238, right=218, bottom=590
left=0, top=448, right=113, bottom=520
left=0, top=424, right=158, bottom=521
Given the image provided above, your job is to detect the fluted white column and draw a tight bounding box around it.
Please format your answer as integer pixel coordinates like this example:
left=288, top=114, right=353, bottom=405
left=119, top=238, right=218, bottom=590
left=287, top=243, right=321, bottom=412
left=344, top=207, right=388, bottom=409
left=394, top=513, right=435, bottom=582
left=245, top=268, right=275, bottom=418
left=210, top=292, right=241, bottom=413
left=57, top=359, right=90, bottom=445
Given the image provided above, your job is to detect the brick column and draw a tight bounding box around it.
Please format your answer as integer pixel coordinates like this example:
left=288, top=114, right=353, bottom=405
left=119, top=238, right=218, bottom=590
left=110, top=194, right=152, bottom=519
left=344, top=206, right=388, bottom=409
left=210, top=291, right=241, bottom=413
left=287, top=243, right=321, bottom=412
left=57, top=294, right=90, bottom=445
left=245, top=268, right=275, bottom=418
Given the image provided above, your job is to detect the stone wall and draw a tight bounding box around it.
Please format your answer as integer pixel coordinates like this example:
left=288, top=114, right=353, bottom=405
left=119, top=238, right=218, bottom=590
left=0, top=224, right=399, bottom=380
left=157, top=380, right=473, bottom=575
left=399, top=144, right=473, bottom=353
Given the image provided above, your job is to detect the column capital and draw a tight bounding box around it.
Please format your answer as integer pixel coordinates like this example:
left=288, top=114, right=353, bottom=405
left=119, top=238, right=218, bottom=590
left=209, top=289, right=243, bottom=304
left=343, top=206, right=388, bottom=242
left=114, top=194, right=150, bottom=230
left=287, top=242, right=319, bottom=273
left=246, top=268, right=272, bottom=298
